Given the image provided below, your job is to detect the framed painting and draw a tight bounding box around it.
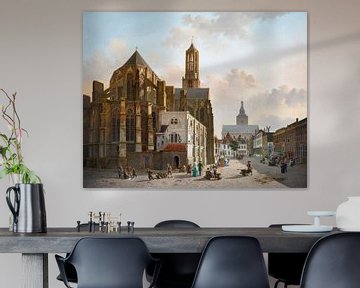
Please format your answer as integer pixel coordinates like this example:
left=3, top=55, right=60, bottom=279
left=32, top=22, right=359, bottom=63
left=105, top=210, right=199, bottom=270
left=83, top=12, right=307, bottom=188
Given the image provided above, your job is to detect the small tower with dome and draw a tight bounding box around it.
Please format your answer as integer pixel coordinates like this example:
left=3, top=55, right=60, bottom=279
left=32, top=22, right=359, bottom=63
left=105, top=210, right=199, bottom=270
left=236, top=101, right=248, bottom=125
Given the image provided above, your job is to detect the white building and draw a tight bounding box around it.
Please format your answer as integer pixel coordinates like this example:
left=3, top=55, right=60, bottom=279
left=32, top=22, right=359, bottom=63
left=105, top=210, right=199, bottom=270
left=238, top=143, right=248, bottom=156
left=156, top=111, right=207, bottom=165
left=218, top=142, right=234, bottom=159
left=218, top=142, right=248, bottom=159
left=253, top=130, right=264, bottom=157
left=221, top=101, right=259, bottom=156
left=222, top=125, right=259, bottom=141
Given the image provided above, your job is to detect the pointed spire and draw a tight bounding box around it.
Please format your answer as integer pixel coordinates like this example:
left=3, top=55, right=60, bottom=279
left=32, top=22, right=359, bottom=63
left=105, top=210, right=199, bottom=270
left=236, top=100, right=248, bottom=125
left=239, top=101, right=246, bottom=115
left=188, top=39, right=197, bottom=51
left=191, top=36, right=195, bottom=47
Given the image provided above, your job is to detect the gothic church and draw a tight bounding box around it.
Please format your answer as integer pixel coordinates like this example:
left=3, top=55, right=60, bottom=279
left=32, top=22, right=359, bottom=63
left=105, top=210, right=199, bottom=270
left=83, top=43, right=215, bottom=170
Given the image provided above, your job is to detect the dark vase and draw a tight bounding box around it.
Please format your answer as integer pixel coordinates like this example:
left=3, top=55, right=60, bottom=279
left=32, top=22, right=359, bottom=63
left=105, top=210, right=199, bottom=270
left=6, top=183, right=47, bottom=233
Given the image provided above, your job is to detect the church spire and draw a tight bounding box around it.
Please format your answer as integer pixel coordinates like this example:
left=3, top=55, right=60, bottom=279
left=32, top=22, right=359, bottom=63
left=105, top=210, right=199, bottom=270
left=239, top=101, right=246, bottom=115
left=236, top=101, right=248, bottom=125
left=182, top=42, right=200, bottom=89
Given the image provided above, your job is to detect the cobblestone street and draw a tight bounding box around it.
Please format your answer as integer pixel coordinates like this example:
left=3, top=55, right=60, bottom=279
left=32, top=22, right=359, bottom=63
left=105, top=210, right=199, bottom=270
left=240, top=156, right=307, bottom=188
left=84, top=156, right=306, bottom=189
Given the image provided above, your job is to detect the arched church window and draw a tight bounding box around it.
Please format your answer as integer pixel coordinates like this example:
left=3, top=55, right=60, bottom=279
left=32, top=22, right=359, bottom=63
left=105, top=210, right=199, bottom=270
left=152, top=112, right=157, bottom=131
left=127, top=73, right=134, bottom=101
left=188, top=107, right=194, bottom=117
left=126, top=108, right=135, bottom=141
left=141, top=109, right=148, bottom=145
left=90, top=110, right=95, bottom=129
left=199, top=107, right=206, bottom=123
left=189, top=55, right=194, bottom=71
left=117, top=86, right=123, bottom=100
left=111, top=108, right=120, bottom=142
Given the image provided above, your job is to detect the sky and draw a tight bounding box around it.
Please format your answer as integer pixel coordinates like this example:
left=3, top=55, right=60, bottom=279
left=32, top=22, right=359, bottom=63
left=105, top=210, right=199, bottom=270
left=83, top=12, right=307, bottom=137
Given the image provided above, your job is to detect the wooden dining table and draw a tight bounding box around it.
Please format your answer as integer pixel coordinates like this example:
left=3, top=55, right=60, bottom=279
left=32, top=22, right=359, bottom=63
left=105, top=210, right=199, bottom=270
left=0, top=226, right=339, bottom=288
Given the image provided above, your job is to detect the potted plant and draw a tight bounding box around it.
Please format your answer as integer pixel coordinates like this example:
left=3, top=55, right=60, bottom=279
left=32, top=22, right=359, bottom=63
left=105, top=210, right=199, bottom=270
left=0, top=88, right=46, bottom=233
left=0, top=89, right=40, bottom=183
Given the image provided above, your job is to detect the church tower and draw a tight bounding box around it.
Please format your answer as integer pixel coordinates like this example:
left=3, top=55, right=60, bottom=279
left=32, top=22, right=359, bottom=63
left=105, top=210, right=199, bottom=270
left=182, top=42, right=200, bottom=89
left=236, top=101, right=248, bottom=125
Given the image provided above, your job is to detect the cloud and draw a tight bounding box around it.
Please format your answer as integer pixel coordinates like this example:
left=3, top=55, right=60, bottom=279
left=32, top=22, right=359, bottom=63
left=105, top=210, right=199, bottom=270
left=244, top=86, right=307, bottom=131
left=206, top=69, right=259, bottom=136
left=158, top=65, right=183, bottom=88
left=206, top=69, right=258, bottom=102
left=163, top=12, right=288, bottom=49
left=208, top=68, right=307, bottom=136
left=183, top=12, right=287, bottom=38
left=83, top=38, right=129, bottom=96
left=107, top=38, right=128, bottom=58
left=250, top=85, right=307, bottom=110
left=225, top=69, right=257, bottom=89
left=254, top=114, right=296, bottom=132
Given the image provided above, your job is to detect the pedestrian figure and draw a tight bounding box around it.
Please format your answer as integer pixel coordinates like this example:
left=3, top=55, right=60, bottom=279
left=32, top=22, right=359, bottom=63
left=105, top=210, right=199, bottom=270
left=187, top=164, right=192, bottom=175
left=131, top=167, right=137, bottom=178
left=280, top=162, right=287, bottom=173
left=179, top=164, right=186, bottom=173
left=289, top=158, right=295, bottom=167
left=246, top=161, right=253, bottom=175
left=127, top=167, right=133, bottom=180
left=167, top=163, right=173, bottom=177
left=198, top=161, right=203, bottom=176
left=192, top=163, right=199, bottom=177
left=123, top=167, right=129, bottom=179
left=205, top=167, right=212, bottom=179
left=148, top=169, right=155, bottom=180
left=117, top=166, right=123, bottom=179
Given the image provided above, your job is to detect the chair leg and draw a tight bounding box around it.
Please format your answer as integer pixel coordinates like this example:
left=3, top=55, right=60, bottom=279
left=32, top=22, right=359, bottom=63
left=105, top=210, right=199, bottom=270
left=274, top=280, right=289, bottom=288
left=274, top=280, right=281, bottom=288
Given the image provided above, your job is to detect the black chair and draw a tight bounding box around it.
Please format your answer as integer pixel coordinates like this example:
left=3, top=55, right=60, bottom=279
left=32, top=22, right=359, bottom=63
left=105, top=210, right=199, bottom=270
left=268, top=224, right=308, bottom=288
left=56, top=223, right=99, bottom=284
left=191, top=236, right=270, bottom=288
left=55, top=237, right=160, bottom=288
left=147, top=220, right=201, bottom=288
left=300, top=232, right=360, bottom=288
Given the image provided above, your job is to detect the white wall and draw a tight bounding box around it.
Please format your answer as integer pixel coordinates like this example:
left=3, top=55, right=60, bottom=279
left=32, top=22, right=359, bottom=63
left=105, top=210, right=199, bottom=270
left=0, top=0, right=360, bottom=287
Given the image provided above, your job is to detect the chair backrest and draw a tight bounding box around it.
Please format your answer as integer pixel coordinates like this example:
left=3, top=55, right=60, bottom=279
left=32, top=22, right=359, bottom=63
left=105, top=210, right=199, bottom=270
left=268, top=224, right=308, bottom=285
left=191, top=236, right=270, bottom=288
left=67, top=237, right=154, bottom=288
left=155, top=219, right=200, bottom=228
left=300, top=232, right=360, bottom=288
left=151, top=220, right=201, bottom=286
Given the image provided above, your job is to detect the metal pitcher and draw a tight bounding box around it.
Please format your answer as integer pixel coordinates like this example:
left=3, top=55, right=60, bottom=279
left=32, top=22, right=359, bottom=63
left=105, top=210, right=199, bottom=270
left=6, top=183, right=47, bottom=233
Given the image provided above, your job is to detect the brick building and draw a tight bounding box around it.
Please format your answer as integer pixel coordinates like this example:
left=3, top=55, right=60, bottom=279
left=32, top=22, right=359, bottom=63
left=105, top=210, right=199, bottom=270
left=273, top=118, right=307, bottom=163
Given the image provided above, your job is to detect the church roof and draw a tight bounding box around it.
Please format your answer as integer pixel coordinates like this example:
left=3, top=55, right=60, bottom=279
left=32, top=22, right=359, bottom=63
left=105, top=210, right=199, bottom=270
left=124, top=50, right=151, bottom=67
left=159, top=125, right=169, bottom=133
left=175, top=88, right=209, bottom=100
left=111, top=49, right=160, bottom=82
left=163, top=143, right=187, bottom=152
left=222, top=124, right=259, bottom=137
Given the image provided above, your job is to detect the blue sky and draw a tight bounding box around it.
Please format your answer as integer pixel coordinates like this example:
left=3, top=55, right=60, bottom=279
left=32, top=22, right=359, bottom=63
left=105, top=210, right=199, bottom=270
left=83, top=12, right=307, bottom=136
